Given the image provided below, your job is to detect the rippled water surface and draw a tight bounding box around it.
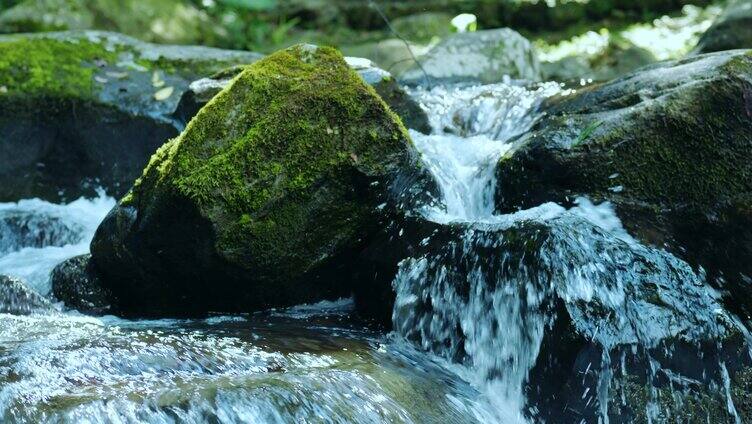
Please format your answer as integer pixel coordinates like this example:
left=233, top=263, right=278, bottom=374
left=0, top=306, right=503, bottom=423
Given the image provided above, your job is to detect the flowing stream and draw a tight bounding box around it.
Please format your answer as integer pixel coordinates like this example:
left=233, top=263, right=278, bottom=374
left=0, top=80, right=748, bottom=423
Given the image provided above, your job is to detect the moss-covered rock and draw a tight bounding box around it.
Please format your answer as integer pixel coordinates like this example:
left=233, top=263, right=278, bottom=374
left=174, top=56, right=431, bottom=135
left=694, top=0, right=752, bottom=54
left=0, top=0, right=209, bottom=45
left=89, top=44, right=416, bottom=317
left=495, top=50, right=752, bottom=320
left=0, top=31, right=261, bottom=202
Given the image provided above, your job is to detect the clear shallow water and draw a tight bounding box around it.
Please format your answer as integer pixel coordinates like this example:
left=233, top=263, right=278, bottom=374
left=0, top=309, right=498, bottom=423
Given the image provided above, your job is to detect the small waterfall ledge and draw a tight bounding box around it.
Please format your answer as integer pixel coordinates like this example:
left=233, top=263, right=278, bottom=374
left=396, top=81, right=748, bottom=423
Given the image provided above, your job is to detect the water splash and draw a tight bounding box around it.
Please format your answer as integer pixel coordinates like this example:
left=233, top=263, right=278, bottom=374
left=0, top=312, right=488, bottom=423
left=397, top=81, right=741, bottom=421
left=408, top=81, right=560, bottom=225
left=407, top=82, right=561, bottom=140
left=0, top=191, right=115, bottom=294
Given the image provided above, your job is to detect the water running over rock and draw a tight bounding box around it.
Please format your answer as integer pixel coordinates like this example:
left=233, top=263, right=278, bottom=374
left=0, top=192, right=114, bottom=294
left=396, top=81, right=747, bottom=422
left=0, top=77, right=748, bottom=423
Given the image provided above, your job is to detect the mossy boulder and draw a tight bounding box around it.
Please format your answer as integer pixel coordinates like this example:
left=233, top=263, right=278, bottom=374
left=89, top=44, right=416, bottom=317
left=398, top=28, right=542, bottom=85
left=0, top=30, right=261, bottom=202
left=0, top=0, right=209, bottom=45
left=174, top=56, right=431, bottom=135
left=495, top=50, right=752, bottom=320
left=694, top=0, right=752, bottom=54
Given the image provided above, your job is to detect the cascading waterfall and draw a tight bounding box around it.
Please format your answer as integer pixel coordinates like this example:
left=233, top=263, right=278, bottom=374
left=396, top=81, right=743, bottom=422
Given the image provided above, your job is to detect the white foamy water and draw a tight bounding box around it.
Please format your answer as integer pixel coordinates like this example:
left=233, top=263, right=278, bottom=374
left=0, top=189, right=493, bottom=423
left=0, top=191, right=115, bottom=294
left=395, top=81, right=740, bottom=422
left=408, top=82, right=561, bottom=225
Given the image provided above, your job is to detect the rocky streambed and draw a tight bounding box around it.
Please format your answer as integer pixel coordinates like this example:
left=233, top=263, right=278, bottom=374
left=1, top=7, right=752, bottom=422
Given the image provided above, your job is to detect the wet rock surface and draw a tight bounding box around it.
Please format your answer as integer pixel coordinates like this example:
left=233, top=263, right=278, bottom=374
left=0, top=30, right=262, bottom=202
left=51, top=254, right=112, bottom=315
left=495, top=50, right=752, bottom=321
left=91, top=44, right=418, bottom=317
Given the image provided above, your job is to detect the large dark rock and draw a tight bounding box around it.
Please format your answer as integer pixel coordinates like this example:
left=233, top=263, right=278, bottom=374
left=0, top=275, right=54, bottom=315
left=694, top=0, right=752, bottom=54
left=90, top=44, right=419, bottom=317
left=0, top=30, right=262, bottom=202
left=381, top=208, right=750, bottom=421
left=495, top=50, right=752, bottom=321
left=51, top=254, right=113, bottom=315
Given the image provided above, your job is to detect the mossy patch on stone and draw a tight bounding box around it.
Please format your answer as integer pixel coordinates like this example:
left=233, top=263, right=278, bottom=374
left=127, top=44, right=410, bottom=275
left=94, top=43, right=413, bottom=315
left=0, top=37, right=114, bottom=98
left=0, top=31, right=262, bottom=202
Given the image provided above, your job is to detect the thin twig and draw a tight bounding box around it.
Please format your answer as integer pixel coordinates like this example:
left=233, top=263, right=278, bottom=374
left=367, top=0, right=432, bottom=87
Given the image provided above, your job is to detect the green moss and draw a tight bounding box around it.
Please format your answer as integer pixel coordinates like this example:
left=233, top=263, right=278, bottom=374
left=126, top=44, right=410, bottom=276
left=0, top=37, right=116, bottom=98
left=553, top=58, right=752, bottom=208
left=573, top=120, right=603, bottom=146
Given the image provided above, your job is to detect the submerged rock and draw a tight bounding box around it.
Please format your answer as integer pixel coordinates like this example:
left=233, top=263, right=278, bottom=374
left=91, top=44, right=417, bottom=317
left=694, top=0, right=752, bottom=54
left=0, top=30, right=262, bottom=202
left=398, top=28, right=541, bottom=85
left=51, top=254, right=112, bottom=315
left=0, top=275, right=53, bottom=315
left=495, top=50, right=752, bottom=320
left=0, top=207, right=84, bottom=255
